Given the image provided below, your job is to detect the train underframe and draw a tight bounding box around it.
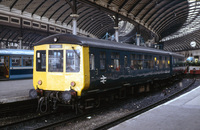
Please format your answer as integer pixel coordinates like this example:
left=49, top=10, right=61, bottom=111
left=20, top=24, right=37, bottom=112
left=31, top=74, right=183, bottom=113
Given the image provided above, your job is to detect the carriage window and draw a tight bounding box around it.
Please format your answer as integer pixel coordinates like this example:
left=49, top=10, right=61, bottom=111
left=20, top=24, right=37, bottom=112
left=156, top=57, right=159, bottom=67
left=149, top=55, right=154, bottom=69
left=36, top=50, right=46, bottom=71
left=66, top=50, right=80, bottom=72
left=143, top=55, right=149, bottom=69
left=124, top=56, right=128, bottom=67
left=111, top=52, right=120, bottom=71
left=167, top=57, right=170, bottom=68
left=11, top=56, right=22, bottom=66
left=159, top=56, right=163, bottom=69
left=114, top=59, right=120, bottom=70
left=100, top=52, right=106, bottom=70
left=162, top=57, right=165, bottom=69
left=131, top=54, right=136, bottom=70
left=90, top=54, right=95, bottom=70
left=48, top=50, right=63, bottom=72
left=173, top=57, right=176, bottom=66
left=23, top=56, right=32, bottom=66
left=164, top=57, right=167, bottom=68
left=131, top=54, right=143, bottom=70
left=137, top=54, right=143, bottom=70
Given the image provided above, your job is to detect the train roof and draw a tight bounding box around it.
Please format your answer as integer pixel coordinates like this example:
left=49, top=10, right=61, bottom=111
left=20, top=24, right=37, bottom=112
left=35, top=34, right=183, bottom=57
left=0, top=49, right=34, bottom=56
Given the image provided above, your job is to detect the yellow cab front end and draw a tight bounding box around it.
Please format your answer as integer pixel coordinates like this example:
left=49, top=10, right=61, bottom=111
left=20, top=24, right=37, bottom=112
left=33, top=43, right=90, bottom=103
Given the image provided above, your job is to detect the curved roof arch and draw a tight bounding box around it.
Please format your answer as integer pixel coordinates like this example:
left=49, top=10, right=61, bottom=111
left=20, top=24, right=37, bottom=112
left=0, top=0, right=189, bottom=38
left=0, top=0, right=194, bottom=50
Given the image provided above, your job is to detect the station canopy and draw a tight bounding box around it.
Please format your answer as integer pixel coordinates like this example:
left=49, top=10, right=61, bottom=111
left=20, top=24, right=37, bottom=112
left=0, top=0, right=199, bottom=51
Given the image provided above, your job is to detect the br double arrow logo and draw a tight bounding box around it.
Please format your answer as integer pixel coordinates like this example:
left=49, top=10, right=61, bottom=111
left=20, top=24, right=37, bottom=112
left=100, top=75, right=107, bottom=84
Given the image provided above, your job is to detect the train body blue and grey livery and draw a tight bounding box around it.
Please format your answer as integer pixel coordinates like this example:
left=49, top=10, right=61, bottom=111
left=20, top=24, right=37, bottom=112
left=0, top=49, right=33, bottom=80
left=82, top=37, right=185, bottom=95
left=33, top=34, right=185, bottom=100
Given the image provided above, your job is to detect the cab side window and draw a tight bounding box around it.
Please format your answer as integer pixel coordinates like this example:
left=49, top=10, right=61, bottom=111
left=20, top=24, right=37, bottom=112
left=36, top=50, right=46, bottom=71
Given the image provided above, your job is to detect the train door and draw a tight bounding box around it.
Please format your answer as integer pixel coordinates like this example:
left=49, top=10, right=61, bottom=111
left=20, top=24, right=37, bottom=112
left=89, top=50, right=104, bottom=80
left=89, top=49, right=107, bottom=88
left=89, top=53, right=96, bottom=79
left=4, top=56, right=10, bottom=78
left=89, top=50, right=100, bottom=89
left=0, top=56, right=4, bottom=78
left=0, top=56, right=9, bottom=79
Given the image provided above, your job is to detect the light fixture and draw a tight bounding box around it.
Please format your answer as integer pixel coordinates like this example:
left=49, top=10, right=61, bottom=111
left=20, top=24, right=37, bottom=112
left=54, top=37, right=58, bottom=42
left=71, top=81, right=76, bottom=87
left=38, top=80, right=42, bottom=85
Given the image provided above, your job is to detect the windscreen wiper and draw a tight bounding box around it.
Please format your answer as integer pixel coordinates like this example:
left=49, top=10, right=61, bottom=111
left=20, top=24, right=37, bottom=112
left=72, top=47, right=80, bottom=59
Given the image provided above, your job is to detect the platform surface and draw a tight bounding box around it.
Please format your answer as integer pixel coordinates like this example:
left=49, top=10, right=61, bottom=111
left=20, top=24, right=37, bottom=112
left=0, top=79, right=33, bottom=104
left=110, top=86, right=200, bottom=130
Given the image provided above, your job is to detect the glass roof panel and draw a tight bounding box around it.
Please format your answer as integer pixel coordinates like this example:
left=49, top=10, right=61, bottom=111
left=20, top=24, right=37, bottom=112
left=161, top=0, right=200, bottom=42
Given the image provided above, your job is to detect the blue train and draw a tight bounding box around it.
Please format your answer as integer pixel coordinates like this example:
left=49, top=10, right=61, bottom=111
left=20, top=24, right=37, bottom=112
left=0, top=49, right=33, bottom=80
left=30, top=34, right=185, bottom=112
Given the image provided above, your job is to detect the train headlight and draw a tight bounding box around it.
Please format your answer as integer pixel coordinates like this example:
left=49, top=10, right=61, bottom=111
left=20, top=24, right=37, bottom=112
left=71, top=81, right=76, bottom=87
left=38, top=80, right=42, bottom=85
left=54, top=37, right=58, bottom=42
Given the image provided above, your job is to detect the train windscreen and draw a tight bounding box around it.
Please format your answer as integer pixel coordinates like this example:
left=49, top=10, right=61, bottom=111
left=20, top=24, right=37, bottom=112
left=66, top=50, right=80, bottom=72
left=48, top=50, right=63, bottom=72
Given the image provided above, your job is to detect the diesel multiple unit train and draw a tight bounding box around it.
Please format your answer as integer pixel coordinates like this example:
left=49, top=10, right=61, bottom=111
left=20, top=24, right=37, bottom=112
left=30, top=34, right=185, bottom=112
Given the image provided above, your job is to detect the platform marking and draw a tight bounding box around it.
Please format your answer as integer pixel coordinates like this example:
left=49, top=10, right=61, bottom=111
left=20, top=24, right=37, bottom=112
left=164, top=85, right=200, bottom=105
left=133, top=85, right=200, bottom=120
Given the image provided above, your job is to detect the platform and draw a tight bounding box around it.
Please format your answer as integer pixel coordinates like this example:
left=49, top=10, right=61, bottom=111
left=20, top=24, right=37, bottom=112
left=110, top=85, right=200, bottom=130
left=0, top=79, right=33, bottom=104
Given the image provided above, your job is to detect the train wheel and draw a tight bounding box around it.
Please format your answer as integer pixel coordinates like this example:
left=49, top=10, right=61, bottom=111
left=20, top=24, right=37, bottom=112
left=95, top=97, right=100, bottom=108
left=77, top=99, right=85, bottom=114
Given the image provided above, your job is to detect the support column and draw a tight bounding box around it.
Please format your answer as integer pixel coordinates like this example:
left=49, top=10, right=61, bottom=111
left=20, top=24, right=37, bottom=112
left=19, top=18, right=23, bottom=49
left=18, top=37, right=22, bottom=49
left=113, top=14, right=119, bottom=42
left=136, top=34, right=140, bottom=46
left=114, top=27, right=119, bottom=42
left=70, top=14, right=79, bottom=35
left=19, top=39, right=22, bottom=49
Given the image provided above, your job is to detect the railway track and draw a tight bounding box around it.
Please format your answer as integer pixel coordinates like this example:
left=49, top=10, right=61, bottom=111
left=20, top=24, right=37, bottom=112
left=94, top=78, right=196, bottom=130
left=0, top=99, right=37, bottom=117
left=0, top=78, right=196, bottom=130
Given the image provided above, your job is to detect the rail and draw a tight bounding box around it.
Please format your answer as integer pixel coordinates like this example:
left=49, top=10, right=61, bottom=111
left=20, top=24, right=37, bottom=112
left=94, top=78, right=196, bottom=130
left=0, top=78, right=196, bottom=129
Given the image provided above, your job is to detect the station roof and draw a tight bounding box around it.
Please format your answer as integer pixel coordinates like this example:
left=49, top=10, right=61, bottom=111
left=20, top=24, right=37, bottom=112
left=0, top=0, right=199, bottom=52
